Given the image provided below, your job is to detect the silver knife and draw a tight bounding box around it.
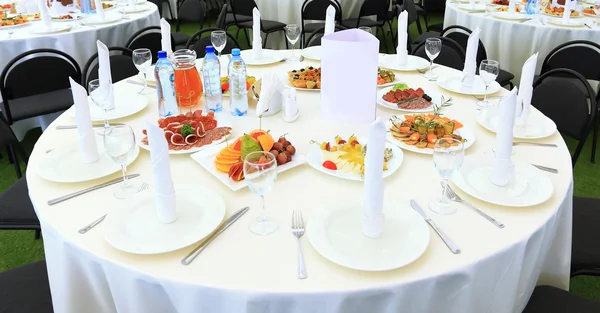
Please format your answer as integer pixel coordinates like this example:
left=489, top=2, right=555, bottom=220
left=47, top=174, right=140, bottom=206
left=410, top=200, right=461, bottom=254
left=530, top=163, right=558, bottom=174
left=56, top=123, right=125, bottom=130
left=126, top=79, right=156, bottom=88
left=181, top=206, right=250, bottom=265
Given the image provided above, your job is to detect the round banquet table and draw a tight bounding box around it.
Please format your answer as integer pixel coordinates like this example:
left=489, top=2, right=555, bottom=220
left=1, top=3, right=160, bottom=141
left=27, top=50, right=573, bottom=313
left=444, top=1, right=600, bottom=83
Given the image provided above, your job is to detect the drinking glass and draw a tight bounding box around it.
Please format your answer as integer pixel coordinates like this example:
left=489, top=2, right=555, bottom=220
left=211, top=30, right=227, bottom=58
left=359, top=26, right=373, bottom=34
left=430, top=138, right=464, bottom=215
left=244, top=151, right=278, bottom=235
left=284, top=24, right=301, bottom=61
left=424, top=38, right=442, bottom=81
left=103, top=125, right=143, bottom=199
left=88, top=79, right=111, bottom=130
left=477, top=59, right=499, bottom=109
left=132, top=48, right=152, bottom=94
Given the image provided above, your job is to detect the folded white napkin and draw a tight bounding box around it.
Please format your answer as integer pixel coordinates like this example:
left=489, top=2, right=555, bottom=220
left=160, top=18, right=173, bottom=56
left=145, top=121, right=177, bottom=224
left=321, top=29, right=379, bottom=123
left=252, top=8, right=262, bottom=58
left=515, top=53, right=538, bottom=126
left=69, top=77, right=99, bottom=164
left=562, top=0, right=571, bottom=23
left=282, top=87, right=299, bottom=122
left=508, top=0, right=516, bottom=14
left=127, top=0, right=136, bottom=7
left=96, top=40, right=115, bottom=110
left=324, top=5, right=336, bottom=36
left=363, top=118, right=386, bottom=238
left=94, top=0, right=105, bottom=20
left=491, top=87, right=518, bottom=187
left=462, top=27, right=480, bottom=87
left=396, top=11, right=408, bottom=66
left=256, top=72, right=283, bottom=117
left=17, top=0, right=39, bottom=14
left=37, top=0, right=52, bottom=30
left=469, top=0, right=476, bottom=9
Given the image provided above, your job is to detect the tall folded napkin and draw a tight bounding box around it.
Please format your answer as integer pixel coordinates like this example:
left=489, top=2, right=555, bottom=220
left=256, top=72, right=283, bottom=117
left=96, top=40, right=115, bottom=110
left=37, top=0, right=52, bottom=30
left=396, top=11, right=408, bottom=66
left=508, top=0, right=516, bottom=14
left=490, top=87, right=519, bottom=187
left=69, top=77, right=99, bottom=164
left=562, top=0, right=571, bottom=23
left=324, top=5, right=336, bottom=36
left=252, top=8, right=262, bottom=58
left=469, top=0, right=476, bottom=9
left=160, top=18, right=173, bottom=56
left=127, top=0, right=137, bottom=7
left=363, top=118, right=386, bottom=238
left=462, top=27, right=480, bottom=88
left=145, top=121, right=177, bottom=224
left=321, top=29, right=379, bottom=123
left=93, top=0, right=105, bottom=20
left=282, top=87, right=299, bottom=122
left=515, top=53, right=538, bottom=126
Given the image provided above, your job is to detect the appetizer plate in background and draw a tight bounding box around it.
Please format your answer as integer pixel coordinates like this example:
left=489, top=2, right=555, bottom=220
left=240, top=49, right=285, bottom=65
left=30, top=24, right=72, bottom=34
left=82, top=13, right=123, bottom=25
left=476, top=108, right=557, bottom=139
left=68, top=92, right=149, bottom=122
left=545, top=19, right=586, bottom=27
left=385, top=119, right=476, bottom=155
left=377, top=86, right=443, bottom=113
left=437, top=75, right=502, bottom=95
left=301, top=46, right=322, bottom=61
left=492, top=12, right=530, bottom=21
left=379, top=54, right=430, bottom=71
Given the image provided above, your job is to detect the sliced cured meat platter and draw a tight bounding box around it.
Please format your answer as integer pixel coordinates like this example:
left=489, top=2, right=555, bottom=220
left=377, top=85, right=444, bottom=113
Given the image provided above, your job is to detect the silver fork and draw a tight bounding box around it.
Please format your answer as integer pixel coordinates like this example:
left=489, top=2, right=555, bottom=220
left=291, top=210, right=307, bottom=279
left=78, top=182, right=149, bottom=234
left=417, top=65, right=438, bottom=74
left=442, top=183, right=505, bottom=229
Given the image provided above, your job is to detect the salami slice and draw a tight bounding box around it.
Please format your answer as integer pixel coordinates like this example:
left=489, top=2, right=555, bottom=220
left=171, top=133, right=185, bottom=145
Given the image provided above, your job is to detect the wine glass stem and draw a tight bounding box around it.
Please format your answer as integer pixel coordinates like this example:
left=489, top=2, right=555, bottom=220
left=121, top=164, right=130, bottom=188
left=140, top=72, right=147, bottom=94
left=483, top=84, right=489, bottom=103
left=429, top=59, right=433, bottom=75
left=103, top=109, right=109, bottom=129
left=259, top=195, right=267, bottom=222
left=441, top=178, right=449, bottom=200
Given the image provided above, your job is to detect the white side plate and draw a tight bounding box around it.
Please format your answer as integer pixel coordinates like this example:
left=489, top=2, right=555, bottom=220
left=378, top=55, right=430, bottom=71
left=68, top=92, right=149, bottom=122
left=437, top=75, right=502, bottom=95
left=240, top=49, right=285, bottom=65
left=476, top=108, right=557, bottom=139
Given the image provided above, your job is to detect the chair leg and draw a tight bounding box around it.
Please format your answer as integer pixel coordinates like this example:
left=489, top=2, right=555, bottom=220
left=592, top=112, right=598, bottom=163
left=8, top=144, right=22, bottom=178
left=6, top=146, right=14, bottom=164
left=34, top=229, right=41, bottom=240
left=424, top=13, right=430, bottom=31
left=263, top=32, right=269, bottom=48
left=243, top=28, right=251, bottom=47
left=416, top=16, right=423, bottom=34
left=379, top=26, right=389, bottom=54
left=164, top=0, right=175, bottom=20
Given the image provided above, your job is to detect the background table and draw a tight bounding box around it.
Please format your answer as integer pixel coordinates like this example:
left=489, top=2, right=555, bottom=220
left=27, top=51, right=572, bottom=313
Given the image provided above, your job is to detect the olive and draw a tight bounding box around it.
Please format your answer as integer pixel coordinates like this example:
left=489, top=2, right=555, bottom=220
left=292, top=70, right=297, bottom=73
left=308, top=66, right=314, bottom=70
left=294, top=74, right=299, bottom=79
left=300, top=68, right=305, bottom=72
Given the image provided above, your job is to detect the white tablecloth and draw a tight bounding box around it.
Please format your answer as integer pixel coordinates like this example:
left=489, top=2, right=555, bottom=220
left=27, top=50, right=573, bottom=313
left=0, top=3, right=160, bottom=140
left=444, top=2, right=600, bottom=82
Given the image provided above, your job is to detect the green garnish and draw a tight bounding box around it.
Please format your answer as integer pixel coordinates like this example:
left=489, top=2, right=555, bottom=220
left=391, top=83, right=409, bottom=91
left=180, top=124, right=194, bottom=137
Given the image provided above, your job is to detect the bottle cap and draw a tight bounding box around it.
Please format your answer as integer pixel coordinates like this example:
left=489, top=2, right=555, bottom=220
left=205, top=46, right=215, bottom=53
left=231, top=48, right=240, bottom=56
left=157, top=51, right=167, bottom=59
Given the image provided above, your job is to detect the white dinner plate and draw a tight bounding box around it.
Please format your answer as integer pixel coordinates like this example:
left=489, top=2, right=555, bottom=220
left=190, top=142, right=307, bottom=191
left=476, top=107, right=557, bottom=139
left=51, top=15, right=83, bottom=22
left=137, top=115, right=232, bottom=155
left=385, top=119, right=476, bottom=155
left=452, top=154, right=554, bottom=207
left=37, top=141, right=140, bottom=183
left=458, top=4, right=487, bottom=12
left=103, top=184, right=226, bottom=255
left=378, top=54, right=430, bottom=71
left=437, top=75, right=502, bottom=96
left=583, top=12, right=598, bottom=17
left=240, top=49, right=285, bottom=65
left=492, top=12, right=530, bottom=21
left=542, top=12, right=584, bottom=19
left=307, top=205, right=430, bottom=271
left=545, top=18, right=586, bottom=27
left=121, top=3, right=151, bottom=13
left=301, top=46, right=322, bottom=61
left=376, top=86, right=444, bottom=113
left=68, top=92, right=148, bottom=122
left=82, top=13, right=122, bottom=25
left=30, top=24, right=71, bottom=34
left=0, top=21, right=31, bottom=29
left=306, top=137, right=403, bottom=181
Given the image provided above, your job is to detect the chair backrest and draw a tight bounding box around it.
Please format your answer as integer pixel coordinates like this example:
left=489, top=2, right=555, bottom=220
left=532, top=68, right=597, bottom=166
left=0, top=49, right=81, bottom=124
left=0, top=114, right=28, bottom=167
left=301, top=0, right=342, bottom=24
left=126, top=26, right=176, bottom=64
left=216, top=3, right=228, bottom=29
left=176, top=0, right=206, bottom=30
left=81, top=47, right=138, bottom=87
left=305, top=25, right=348, bottom=47
left=399, top=0, right=417, bottom=25
left=422, top=0, right=446, bottom=13
left=441, top=25, right=487, bottom=65
left=229, top=0, right=257, bottom=24
left=186, top=28, right=241, bottom=58
left=541, top=40, right=600, bottom=81
left=358, top=0, right=390, bottom=21
left=412, top=36, right=466, bottom=70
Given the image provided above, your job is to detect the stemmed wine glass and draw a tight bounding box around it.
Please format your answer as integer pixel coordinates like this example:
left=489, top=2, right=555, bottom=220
left=244, top=151, right=278, bottom=235
left=424, top=38, right=442, bottom=81
left=211, top=30, right=227, bottom=59
left=88, top=79, right=111, bottom=131
left=284, top=24, right=301, bottom=62
left=132, top=48, right=152, bottom=94
left=359, top=26, right=373, bottom=34
left=430, top=138, right=465, bottom=215
left=477, top=59, right=499, bottom=109
left=103, top=124, right=143, bottom=199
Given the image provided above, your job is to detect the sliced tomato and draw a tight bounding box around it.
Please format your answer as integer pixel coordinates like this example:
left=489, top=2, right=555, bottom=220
left=246, top=82, right=251, bottom=90
left=221, top=82, right=229, bottom=92
left=322, top=160, right=337, bottom=170
left=142, top=129, right=147, bottom=135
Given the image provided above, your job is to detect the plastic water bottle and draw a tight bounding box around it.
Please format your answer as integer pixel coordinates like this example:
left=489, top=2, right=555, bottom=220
left=154, top=51, right=178, bottom=118
left=228, top=48, right=248, bottom=116
left=201, top=46, right=223, bottom=112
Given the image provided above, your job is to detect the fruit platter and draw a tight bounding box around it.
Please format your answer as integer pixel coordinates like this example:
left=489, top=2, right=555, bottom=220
left=377, top=83, right=445, bottom=112
left=0, top=15, right=30, bottom=28
left=385, top=114, right=475, bottom=155
left=138, top=110, right=232, bottom=155
left=583, top=6, right=597, bottom=16
left=307, top=135, right=403, bottom=181
left=191, top=130, right=307, bottom=191
left=544, top=6, right=581, bottom=17
left=288, top=66, right=320, bottom=90
left=220, top=75, right=256, bottom=97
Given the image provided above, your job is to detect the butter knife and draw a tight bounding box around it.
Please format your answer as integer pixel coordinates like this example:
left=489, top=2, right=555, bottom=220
left=56, top=123, right=125, bottom=130
left=530, top=163, right=558, bottom=174
left=47, top=174, right=140, bottom=206
left=181, top=206, right=250, bottom=265
left=410, top=200, right=461, bottom=254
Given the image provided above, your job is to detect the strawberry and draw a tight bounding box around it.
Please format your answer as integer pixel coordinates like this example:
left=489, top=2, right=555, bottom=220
left=221, top=82, right=229, bottom=93
left=322, top=160, right=337, bottom=170
left=246, top=82, right=251, bottom=90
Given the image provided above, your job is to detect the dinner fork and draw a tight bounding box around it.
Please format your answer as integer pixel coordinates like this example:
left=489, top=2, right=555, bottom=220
left=442, top=182, right=505, bottom=229
left=291, top=210, right=307, bottom=279
left=417, top=65, right=438, bottom=74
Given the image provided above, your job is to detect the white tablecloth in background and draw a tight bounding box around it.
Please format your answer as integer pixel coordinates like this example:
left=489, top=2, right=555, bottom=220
left=444, top=2, right=600, bottom=82
left=0, top=3, right=160, bottom=140
left=27, top=51, right=573, bottom=313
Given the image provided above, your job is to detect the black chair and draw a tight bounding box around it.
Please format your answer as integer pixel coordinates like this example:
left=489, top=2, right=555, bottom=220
left=418, top=0, right=444, bottom=32
left=230, top=0, right=288, bottom=48
left=411, top=36, right=465, bottom=70
left=215, top=2, right=228, bottom=28
left=300, top=0, right=342, bottom=47
left=522, top=285, right=600, bottom=313
left=186, top=27, right=241, bottom=58
left=81, top=47, right=138, bottom=88
left=126, top=26, right=177, bottom=63
left=0, top=115, right=41, bottom=240
left=341, top=0, right=391, bottom=53
left=174, top=0, right=207, bottom=46
left=305, top=25, right=348, bottom=47
left=0, top=49, right=81, bottom=125
left=540, top=40, right=600, bottom=163
left=532, top=69, right=597, bottom=167
left=148, top=0, right=175, bottom=19
left=571, top=196, right=600, bottom=278
left=221, top=3, right=252, bottom=31
left=0, top=261, right=53, bottom=313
